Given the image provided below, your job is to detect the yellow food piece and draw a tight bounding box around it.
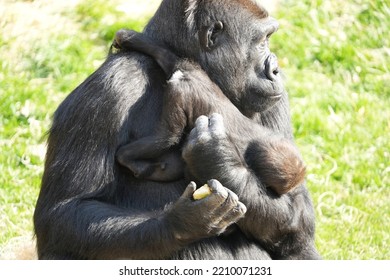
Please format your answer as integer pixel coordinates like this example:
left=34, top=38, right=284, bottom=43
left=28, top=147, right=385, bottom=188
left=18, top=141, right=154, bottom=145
left=193, top=184, right=212, bottom=200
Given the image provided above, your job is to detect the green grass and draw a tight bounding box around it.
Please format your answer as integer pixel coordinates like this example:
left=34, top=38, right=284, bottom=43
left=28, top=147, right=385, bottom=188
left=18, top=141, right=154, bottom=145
left=0, top=0, right=388, bottom=259
left=0, top=0, right=154, bottom=256
left=273, top=0, right=390, bottom=259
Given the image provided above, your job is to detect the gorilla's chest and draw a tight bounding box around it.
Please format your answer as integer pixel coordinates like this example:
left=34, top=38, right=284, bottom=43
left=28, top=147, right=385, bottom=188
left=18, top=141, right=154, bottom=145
left=116, top=176, right=187, bottom=211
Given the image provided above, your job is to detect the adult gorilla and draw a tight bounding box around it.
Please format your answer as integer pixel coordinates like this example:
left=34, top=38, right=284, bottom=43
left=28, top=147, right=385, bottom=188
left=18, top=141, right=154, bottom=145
left=34, top=0, right=320, bottom=259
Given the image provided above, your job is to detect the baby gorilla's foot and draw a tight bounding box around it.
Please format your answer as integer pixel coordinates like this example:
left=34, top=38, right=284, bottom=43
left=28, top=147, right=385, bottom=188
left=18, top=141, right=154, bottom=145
left=126, top=159, right=183, bottom=182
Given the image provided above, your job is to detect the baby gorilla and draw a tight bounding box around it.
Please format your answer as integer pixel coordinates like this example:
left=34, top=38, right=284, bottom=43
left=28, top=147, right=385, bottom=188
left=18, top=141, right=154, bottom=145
left=114, top=29, right=306, bottom=195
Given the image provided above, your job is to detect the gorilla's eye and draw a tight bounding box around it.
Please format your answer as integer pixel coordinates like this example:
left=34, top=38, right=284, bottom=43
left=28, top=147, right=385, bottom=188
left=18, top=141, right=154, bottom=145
left=214, top=21, right=224, bottom=33
left=210, top=21, right=224, bottom=41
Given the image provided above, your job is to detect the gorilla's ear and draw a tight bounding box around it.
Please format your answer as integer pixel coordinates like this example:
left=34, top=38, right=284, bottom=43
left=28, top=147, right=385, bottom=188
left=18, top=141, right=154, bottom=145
left=199, top=21, right=224, bottom=51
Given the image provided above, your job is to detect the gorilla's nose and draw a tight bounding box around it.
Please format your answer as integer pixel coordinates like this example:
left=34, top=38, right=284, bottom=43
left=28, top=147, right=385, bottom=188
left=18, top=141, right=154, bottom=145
left=265, top=53, right=279, bottom=81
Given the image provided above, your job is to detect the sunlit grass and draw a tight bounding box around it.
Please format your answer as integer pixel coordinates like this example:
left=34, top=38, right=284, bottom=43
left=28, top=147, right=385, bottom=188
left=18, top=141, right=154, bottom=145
left=0, top=0, right=156, bottom=254
left=273, top=0, right=389, bottom=259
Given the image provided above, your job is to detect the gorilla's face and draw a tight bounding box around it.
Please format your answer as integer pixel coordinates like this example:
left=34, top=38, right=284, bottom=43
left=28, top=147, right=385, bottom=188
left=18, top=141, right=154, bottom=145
left=195, top=1, right=284, bottom=116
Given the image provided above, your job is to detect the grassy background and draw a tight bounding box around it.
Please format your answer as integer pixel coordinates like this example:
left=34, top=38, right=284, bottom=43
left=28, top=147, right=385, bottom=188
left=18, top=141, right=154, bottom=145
left=0, top=0, right=388, bottom=259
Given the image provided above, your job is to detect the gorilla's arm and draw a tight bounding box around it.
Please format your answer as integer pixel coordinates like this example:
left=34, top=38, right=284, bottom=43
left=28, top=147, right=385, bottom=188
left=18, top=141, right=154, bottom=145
left=35, top=183, right=244, bottom=259
left=182, top=96, right=319, bottom=259
left=33, top=54, right=245, bottom=259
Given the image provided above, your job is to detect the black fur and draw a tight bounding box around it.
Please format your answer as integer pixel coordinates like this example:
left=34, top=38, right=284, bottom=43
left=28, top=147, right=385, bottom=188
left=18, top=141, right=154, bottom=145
left=114, top=29, right=306, bottom=196
left=34, top=0, right=320, bottom=259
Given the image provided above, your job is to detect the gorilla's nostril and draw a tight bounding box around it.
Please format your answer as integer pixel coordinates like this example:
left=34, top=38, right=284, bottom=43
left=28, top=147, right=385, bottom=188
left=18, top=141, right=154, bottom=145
left=265, top=53, right=279, bottom=81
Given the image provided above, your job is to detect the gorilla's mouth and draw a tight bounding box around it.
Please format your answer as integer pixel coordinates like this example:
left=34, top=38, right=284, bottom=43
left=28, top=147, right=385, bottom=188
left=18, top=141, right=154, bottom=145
left=269, top=93, right=282, bottom=99
left=270, top=81, right=283, bottom=97
left=257, top=76, right=283, bottom=99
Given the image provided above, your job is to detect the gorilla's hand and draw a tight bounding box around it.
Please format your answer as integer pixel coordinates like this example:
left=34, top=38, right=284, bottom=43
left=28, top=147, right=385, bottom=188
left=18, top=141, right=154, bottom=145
left=183, top=113, right=244, bottom=183
left=166, top=180, right=246, bottom=243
